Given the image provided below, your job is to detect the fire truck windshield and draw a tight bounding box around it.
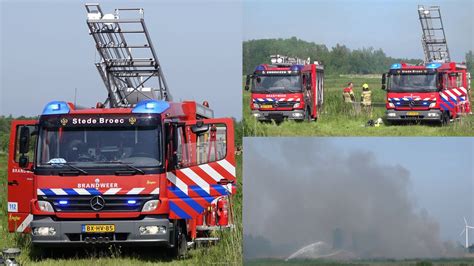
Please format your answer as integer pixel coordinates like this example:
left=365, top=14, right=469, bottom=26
left=252, top=75, right=302, bottom=93
left=388, top=73, right=438, bottom=92
left=37, top=125, right=161, bottom=170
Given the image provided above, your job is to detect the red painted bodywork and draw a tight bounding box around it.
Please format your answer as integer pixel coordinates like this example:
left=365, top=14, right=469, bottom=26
left=250, top=63, right=324, bottom=120
left=385, top=62, right=472, bottom=119
left=7, top=101, right=236, bottom=241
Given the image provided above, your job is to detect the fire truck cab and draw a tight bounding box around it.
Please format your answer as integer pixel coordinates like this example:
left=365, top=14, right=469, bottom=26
left=7, top=100, right=236, bottom=257
left=245, top=55, right=324, bottom=122
left=382, top=62, right=471, bottom=125
left=6, top=4, right=236, bottom=257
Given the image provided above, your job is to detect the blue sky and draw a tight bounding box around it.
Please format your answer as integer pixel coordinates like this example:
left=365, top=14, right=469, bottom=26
left=0, top=0, right=242, bottom=119
left=244, top=0, right=473, bottom=61
left=244, top=137, right=474, bottom=245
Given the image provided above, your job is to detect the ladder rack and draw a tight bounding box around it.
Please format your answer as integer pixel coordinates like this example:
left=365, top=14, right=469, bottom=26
left=85, top=3, right=171, bottom=107
left=418, top=5, right=451, bottom=63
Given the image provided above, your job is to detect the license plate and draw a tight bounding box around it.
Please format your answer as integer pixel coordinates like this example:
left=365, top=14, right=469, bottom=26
left=82, top=224, right=115, bottom=233
left=406, top=112, right=419, bottom=116
left=260, top=104, right=273, bottom=109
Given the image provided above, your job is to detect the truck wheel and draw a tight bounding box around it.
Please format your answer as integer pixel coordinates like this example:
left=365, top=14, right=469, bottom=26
left=170, top=221, right=187, bottom=259
left=441, top=112, right=450, bottom=126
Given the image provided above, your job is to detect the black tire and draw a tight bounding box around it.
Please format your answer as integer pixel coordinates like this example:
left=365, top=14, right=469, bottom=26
left=169, top=221, right=187, bottom=259
left=441, top=112, right=450, bottom=126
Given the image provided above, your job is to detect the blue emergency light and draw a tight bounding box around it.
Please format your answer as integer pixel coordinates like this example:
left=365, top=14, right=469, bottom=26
left=58, top=200, right=68, bottom=205
left=290, top=65, right=303, bottom=71
left=391, top=63, right=402, bottom=69
left=426, top=63, right=442, bottom=69
left=255, top=65, right=265, bottom=71
left=127, top=200, right=137, bottom=205
left=132, top=99, right=170, bottom=114
left=42, top=101, right=70, bottom=115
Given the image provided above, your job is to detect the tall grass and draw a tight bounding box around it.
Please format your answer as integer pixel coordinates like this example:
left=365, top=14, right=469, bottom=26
left=243, top=75, right=474, bottom=136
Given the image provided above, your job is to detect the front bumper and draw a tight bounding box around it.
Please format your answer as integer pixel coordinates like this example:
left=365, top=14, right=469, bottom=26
left=385, top=109, right=442, bottom=121
left=251, top=110, right=305, bottom=122
left=31, top=216, right=173, bottom=246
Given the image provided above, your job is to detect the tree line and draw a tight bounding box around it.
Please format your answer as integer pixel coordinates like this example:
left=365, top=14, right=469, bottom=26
left=243, top=37, right=474, bottom=75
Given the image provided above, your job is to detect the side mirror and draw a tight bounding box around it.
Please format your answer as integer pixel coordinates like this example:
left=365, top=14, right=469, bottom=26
left=191, top=121, right=210, bottom=135
left=245, top=75, right=251, bottom=91
left=381, top=73, right=386, bottom=90
left=19, top=126, right=30, bottom=154
left=19, top=155, right=29, bottom=168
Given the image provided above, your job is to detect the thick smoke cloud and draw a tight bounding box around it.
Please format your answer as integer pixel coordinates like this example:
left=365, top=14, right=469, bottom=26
left=243, top=138, right=461, bottom=259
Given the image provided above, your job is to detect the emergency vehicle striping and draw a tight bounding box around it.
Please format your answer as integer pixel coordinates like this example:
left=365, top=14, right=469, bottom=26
left=169, top=202, right=192, bottom=219
left=388, top=97, right=436, bottom=102
left=166, top=159, right=235, bottom=219
left=37, top=187, right=158, bottom=196
left=253, top=98, right=301, bottom=102
left=16, top=214, right=33, bottom=233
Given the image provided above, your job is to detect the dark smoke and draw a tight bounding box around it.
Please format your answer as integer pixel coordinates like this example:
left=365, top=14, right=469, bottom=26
left=243, top=138, right=463, bottom=259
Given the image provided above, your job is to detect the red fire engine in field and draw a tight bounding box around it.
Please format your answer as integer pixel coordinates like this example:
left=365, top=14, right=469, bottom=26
left=7, top=4, right=235, bottom=257
left=245, top=55, right=324, bottom=122
left=382, top=5, right=472, bottom=125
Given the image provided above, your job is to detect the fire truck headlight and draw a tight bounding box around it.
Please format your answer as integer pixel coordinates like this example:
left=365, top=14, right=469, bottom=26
left=293, top=103, right=301, bottom=108
left=33, top=226, right=56, bottom=236
left=388, top=103, right=395, bottom=108
left=292, top=112, right=303, bottom=118
left=252, top=103, right=259, bottom=109
left=252, top=113, right=261, bottom=118
left=429, top=102, right=436, bottom=108
left=142, top=200, right=159, bottom=212
left=139, top=225, right=166, bottom=235
left=38, top=201, right=54, bottom=212
left=427, top=112, right=440, bottom=117
left=387, top=112, right=396, bottom=117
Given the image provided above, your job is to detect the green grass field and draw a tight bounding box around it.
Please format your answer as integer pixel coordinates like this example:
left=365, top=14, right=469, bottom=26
left=245, top=258, right=474, bottom=266
left=243, top=75, right=474, bottom=136
left=0, top=153, right=242, bottom=265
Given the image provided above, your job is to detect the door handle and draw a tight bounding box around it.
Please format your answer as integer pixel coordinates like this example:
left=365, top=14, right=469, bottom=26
left=217, top=179, right=234, bottom=185
left=8, top=180, right=19, bottom=186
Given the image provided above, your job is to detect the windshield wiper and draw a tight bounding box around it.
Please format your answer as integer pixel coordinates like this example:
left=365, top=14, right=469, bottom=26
left=48, top=162, right=88, bottom=175
left=102, top=161, right=146, bottom=175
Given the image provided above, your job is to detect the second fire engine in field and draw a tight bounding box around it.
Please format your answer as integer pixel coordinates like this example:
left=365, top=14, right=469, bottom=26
left=7, top=4, right=236, bottom=258
left=382, top=5, right=471, bottom=125
left=245, top=55, right=324, bottom=122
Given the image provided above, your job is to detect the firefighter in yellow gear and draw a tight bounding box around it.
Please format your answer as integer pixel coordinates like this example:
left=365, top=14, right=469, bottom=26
left=361, top=83, right=372, bottom=116
left=343, top=82, right=355, bottom=103
left=361, top=83, right=372, bottom=106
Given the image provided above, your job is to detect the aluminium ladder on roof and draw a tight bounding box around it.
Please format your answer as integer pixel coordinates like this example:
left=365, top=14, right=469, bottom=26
left=418, top=5, right=451, bottom=63
left=85, top=3, right=171, bottom=107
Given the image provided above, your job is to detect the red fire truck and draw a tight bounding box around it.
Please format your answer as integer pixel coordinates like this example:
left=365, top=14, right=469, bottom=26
left=382, top=62, right=471, bottom=124
left=382, top=5, right=472, bottom=125
left=245, top=55, right=324, bottom=122
left=6, top=4, right=235, bottom=258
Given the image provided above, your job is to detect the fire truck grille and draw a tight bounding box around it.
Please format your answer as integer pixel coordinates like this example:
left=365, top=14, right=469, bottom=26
left=396, top=101, right=430, bottom=108
left=38, top=195, right=156, bottom=212
left=262, top=101, right=299, bottom=108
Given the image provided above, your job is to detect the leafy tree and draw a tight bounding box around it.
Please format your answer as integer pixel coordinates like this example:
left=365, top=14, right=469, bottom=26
left=243, top=37, right=423, bottom=75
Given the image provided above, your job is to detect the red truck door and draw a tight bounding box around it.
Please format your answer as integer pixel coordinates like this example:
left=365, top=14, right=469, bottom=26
left=7, top=120, right=37, bottom=233
left=166, top=118, right=236, bottom=221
